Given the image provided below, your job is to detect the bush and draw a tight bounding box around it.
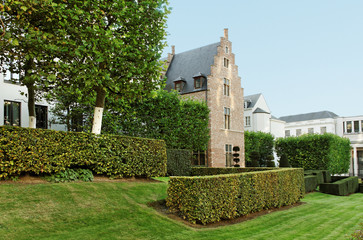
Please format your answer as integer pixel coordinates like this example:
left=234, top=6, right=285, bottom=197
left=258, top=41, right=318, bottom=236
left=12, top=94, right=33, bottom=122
left=45, top=168, right=93, bottom=183
left=191, top=167, right=275, bottom=176
left=275, top=133, right=351, bottom=174
left=304, top=170, right=324, bottom=184
left=167, top=168, right=304, bottom=225
left=244, top=131, right=274, bottom=166
left=319, top=177, right=359, bottom=196
left=0, top=126, right=167, bottom=179
left=304, top=175, right=318, bottom=193
left=166, top=149, right=192, bottom=176
left=279, top=154, right=290, bottom=167
left=266, top=155, right=275, bottom=167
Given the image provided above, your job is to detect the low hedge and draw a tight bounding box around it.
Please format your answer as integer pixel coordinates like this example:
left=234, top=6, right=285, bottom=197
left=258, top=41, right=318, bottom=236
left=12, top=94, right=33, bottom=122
left=166, top=149, right=192, bottom=176
left=0, top=126, right=167, bottom=179
left=304, top=170, right=324, bottom=184
left=304, top=175, right=318, bottom=193
left=167, top=168, right=304, bottom=225
left=319, top=177, right=359, bottom=196
left=191, top=167, right=275, bottom=176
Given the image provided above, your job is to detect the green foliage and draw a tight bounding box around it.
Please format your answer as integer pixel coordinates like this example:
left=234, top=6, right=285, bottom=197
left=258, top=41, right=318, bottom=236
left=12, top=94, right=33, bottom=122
left=319, top=177, right=359, bottom=196
left=275, top=133, right=351, bottom=174
left=304, top=175, right=318, bottom=193
left=278, top=154, right=290, bottom=167
left=250, top=151, right=260, bottom=167
left=244, top=131, right=274, bottom=166
left=167, top=168, right=304, bottom=225
left=102, top=90, right=210, bottom=151
left=191, top=167, right=275, bottom=176
left=0, top=126, right=167, bottom=179
left=166, top=149, right=192, bottom=176
left=266, top=155, right=276, bottom=167
left=45, top=168, right=93, bottom=183
left=304, top=170, right=324, bottom=184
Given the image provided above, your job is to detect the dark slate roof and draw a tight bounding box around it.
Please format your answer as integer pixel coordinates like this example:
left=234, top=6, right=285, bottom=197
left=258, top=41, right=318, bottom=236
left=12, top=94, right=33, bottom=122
left=244, top=93, right=262, bottom=109
left=164, top=42, right=220, bottom=94
left=279, top=111, right=339, bottom=123
left=253, top=107, right=270, bottom=114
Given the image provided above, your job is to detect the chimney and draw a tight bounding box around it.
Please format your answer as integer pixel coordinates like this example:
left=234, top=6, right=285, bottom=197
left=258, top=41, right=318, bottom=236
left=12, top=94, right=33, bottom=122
left=171, top=45, right=175, bottom=55
left=224, top=28, right=228, bottom=40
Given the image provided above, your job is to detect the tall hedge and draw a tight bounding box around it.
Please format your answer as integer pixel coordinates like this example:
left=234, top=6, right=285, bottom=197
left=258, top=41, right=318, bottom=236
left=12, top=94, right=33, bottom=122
left=102, top=90, right=210, bottom=151
left=0, top=126, right=167, bottom=179
left=167, top=168, right=304, bottom=225
left=244, top=131, right=274, bottom=166
left=275, top=133, right=351, bottom=174
left=166, top=149, right=192, bottom=176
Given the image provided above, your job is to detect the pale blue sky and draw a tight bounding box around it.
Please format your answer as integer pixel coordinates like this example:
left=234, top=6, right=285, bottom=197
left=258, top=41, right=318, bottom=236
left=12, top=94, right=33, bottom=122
left=162, top=0, right=363, bottom=118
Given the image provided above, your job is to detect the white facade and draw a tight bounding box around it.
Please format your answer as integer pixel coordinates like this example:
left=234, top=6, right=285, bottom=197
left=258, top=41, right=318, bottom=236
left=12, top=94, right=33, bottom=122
left=244, top=93, right=285, bottom=138
left=0, top=74, right=65, bottom=131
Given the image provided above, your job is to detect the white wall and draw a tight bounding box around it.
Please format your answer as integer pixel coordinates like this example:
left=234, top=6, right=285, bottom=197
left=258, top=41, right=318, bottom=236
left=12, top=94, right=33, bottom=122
left=270, top=119, right=285, bottom=138
left=0, top=74, right=66, bottom=131
left=284, top=118, right=336, bottom=137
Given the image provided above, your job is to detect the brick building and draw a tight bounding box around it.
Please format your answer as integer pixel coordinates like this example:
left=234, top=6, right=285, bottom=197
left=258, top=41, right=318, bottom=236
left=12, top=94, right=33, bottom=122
left=163, top=29, right=245, bottom=167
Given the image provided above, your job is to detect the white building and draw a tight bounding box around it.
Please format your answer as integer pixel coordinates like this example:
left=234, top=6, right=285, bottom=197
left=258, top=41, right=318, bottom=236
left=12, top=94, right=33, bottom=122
left=280, top=111, right=363, bottom=177
left=0, top=73, right=65, bottom=130
left=244, top=93, right=285, bottom=138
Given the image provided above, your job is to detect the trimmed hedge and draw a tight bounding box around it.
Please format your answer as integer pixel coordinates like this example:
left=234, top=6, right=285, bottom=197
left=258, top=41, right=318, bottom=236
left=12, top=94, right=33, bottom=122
left=319, top=177, right=359, bottom=196
left=304, top=175, right=318, bottom=193
left=166, top=149, right=192, bottom=176
left=304, top=170, right=324, bottom=185
left=191, top=167, right=275, bottom=176
left=167, top=168, right=304, bottom=225
left=275, top=133, right=351, bottom=174
left=0, top=126, right=167, bottom=179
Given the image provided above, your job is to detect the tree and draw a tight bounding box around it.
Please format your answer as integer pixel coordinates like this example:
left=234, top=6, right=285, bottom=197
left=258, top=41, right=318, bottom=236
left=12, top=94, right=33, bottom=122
left=51, top=0, right=170, bottom=134
left=0, top=0, right=59, bottom=128
left=244, top=131, right=274, bottom=166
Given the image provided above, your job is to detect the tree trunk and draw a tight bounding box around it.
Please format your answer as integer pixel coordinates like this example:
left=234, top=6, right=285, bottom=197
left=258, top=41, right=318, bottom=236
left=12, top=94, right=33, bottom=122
left=27, top=83, right=36, bottom=128
left=91, top=87, right=106, bottom=134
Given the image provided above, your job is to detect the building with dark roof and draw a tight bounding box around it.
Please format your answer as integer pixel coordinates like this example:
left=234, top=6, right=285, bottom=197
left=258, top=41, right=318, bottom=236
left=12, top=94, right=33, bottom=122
left=163, top=29, right=245, bottom=167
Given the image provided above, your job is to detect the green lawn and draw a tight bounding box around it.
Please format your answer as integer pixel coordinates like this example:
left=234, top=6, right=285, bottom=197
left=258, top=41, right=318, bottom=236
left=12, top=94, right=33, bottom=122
left=0, top=180, right=362, bottom=240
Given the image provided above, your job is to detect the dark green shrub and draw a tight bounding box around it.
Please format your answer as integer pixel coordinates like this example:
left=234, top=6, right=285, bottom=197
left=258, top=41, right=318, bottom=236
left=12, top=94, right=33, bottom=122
left=275, top=133, right=351, bottom=174
left=166, top=149, right=192, bottom=176
left=0, top=126, right=167, bottom=179
left=304, top=175, right=318, bottom=193
left=304, top=170, right=324, bottom=184
left=279, top=154, right=290, bottom=167
left=250, top=151, right=260, bottom=167
left=319, top=177, right=359, bottom=196
left=191, top=167, right=275, bottom=176
left=45, top=168, right=93, bottom=183
left=321, top=170, right=331, bottom=183
left=359, top=183, right=363, bottom=193
left=167, top=168, right=304, bottom=225
left=266, top=155, right=276, bottom=167
left=245, top=131, right=274, bottom=166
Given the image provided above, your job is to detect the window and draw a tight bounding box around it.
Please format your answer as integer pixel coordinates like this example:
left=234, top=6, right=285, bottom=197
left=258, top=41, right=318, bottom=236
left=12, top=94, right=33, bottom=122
left=192, top=151, right=206, bottom=166
left=224, top=107, right=230, bottom=129
left=225, top=46, right=229, bottom=53
left=35, top=105, right=48, bottom=129
left=4, top=100, right=21, bottom=126
left=308, top=128, right=314, bottom=134
left=354, top=121, right=359, bottom=133
left=225, top=144, right=232, bottom=167
left=175, top=82, right=182, bottom=92
left=361, top=120, right=363, bottom=132
left=346, top=121, right=352, bottom=133
left=194, top=78, right=202, bottom=89
left=343, top=122, right=346, bottom=133
left=223, top=78, right=230, bottom=96
left=245, top=116, right=251, bottom=127
left=320, top=126, right=327, bottom=134
left=296, top=129, right=302, bottom=136
left=223, top=58, right=229, bottom=68
left=285, top=130, right=290, bottom=137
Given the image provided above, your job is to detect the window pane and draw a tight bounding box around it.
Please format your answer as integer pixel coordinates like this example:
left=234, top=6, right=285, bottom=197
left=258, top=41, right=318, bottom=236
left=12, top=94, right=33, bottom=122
left=361, top=120, right=363, bottom=132
left=354, top=121, right=359, bottom=133
left=308, top=128, right=314, bottom=134
left=285, top=130, right=290, bottom=137
left=347, top=121, right=352, bottom=133
left=35, top=105, right=48, bottom=129
left=320, top=127, right=326, bottom=134
left=4, top=101, right=20, bottom=126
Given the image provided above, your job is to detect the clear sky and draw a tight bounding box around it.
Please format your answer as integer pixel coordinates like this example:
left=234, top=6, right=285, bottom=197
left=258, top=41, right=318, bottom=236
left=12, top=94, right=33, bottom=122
left=162, top=0, right=363, bottom=118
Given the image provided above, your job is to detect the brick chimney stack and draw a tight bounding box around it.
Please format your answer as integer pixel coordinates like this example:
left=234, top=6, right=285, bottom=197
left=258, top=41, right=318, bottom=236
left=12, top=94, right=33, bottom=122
left=224, top=28, right=228, bottom=40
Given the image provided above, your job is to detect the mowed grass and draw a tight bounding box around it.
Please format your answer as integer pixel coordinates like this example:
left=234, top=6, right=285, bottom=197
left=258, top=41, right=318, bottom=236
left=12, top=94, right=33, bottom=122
left=0, top=180, right=362, bottom=240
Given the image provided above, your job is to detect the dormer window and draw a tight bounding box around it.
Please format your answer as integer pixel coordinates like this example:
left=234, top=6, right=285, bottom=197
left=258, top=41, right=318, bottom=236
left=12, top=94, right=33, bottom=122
left=193, top=72, right=206, bottom=90
left=173, top=76, right=186, bottom=93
